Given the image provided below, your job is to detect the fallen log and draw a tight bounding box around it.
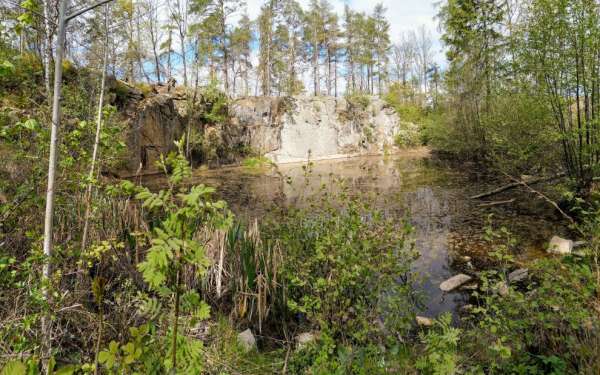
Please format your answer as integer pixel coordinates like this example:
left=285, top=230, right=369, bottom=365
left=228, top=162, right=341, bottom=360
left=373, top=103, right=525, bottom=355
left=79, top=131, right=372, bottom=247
left=470, top=172, right=566, bottom=200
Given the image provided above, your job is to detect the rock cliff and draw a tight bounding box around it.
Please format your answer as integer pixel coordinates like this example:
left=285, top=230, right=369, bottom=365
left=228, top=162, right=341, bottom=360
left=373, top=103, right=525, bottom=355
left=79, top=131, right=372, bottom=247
left=230, top=95, right=402, bottom=163
left=116, top=85, right=405, bottom=172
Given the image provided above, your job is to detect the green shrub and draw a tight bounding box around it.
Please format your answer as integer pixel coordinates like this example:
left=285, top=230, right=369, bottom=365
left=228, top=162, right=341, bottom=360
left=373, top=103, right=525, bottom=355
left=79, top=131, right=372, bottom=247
left=241, top=156, right=272, bottom=170
left=460, top=220, right=600, bottom=373
left=264, top=181, right=419, bottom=344
left=394, top=122, right=421, bottom=148
left=345, top=92, right=371, bottom=110
left=415, top=313, right=461, bottom=375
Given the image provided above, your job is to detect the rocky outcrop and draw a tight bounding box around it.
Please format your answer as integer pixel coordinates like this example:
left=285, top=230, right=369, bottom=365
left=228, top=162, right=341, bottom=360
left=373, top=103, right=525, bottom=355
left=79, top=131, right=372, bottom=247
left=230, top=96, right=403, bottom=163
left=237, top=328, right=257, bottom=352
left=117, top=88, right=405, bottom=172
left=124, top=93, right=187, bottom=171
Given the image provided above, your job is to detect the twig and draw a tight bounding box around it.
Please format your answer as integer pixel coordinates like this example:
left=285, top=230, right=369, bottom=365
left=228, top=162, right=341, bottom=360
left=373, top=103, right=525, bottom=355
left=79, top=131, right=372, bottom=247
left=56, top=304, right=83, bottom=313
left=501, top=172, right=577, bottom=228
left=282, top=345, right=291, bottom=374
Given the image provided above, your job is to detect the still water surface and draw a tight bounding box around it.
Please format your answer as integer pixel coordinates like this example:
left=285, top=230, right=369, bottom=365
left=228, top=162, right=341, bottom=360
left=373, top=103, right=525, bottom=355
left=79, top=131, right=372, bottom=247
left=145, top=149, right=565, bottom=318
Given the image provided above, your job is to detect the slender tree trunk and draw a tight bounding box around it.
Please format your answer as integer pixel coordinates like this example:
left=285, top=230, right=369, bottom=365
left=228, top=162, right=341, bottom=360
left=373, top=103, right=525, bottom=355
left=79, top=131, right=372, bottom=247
left=181, top=38, right=187, bottom=86
left=220, top=2, right=229, bottom=95
left=150, top=13, right=161, bottom=83
left=167, top=31, right=173, bottom=78
left=42, top=1, right=68, bottom=371
left=313, top=34, right=319, bottom=96
left=135, top=15, right=151, bottom=83
left=43, top=0, right=53, bottom=105
left=81, top=5, right=109, bottom=254
left=171, top=266, right=181, bottom=370
left=334, top=56, right=337, bottom=97
left=327, top=47, right=332, bottom=96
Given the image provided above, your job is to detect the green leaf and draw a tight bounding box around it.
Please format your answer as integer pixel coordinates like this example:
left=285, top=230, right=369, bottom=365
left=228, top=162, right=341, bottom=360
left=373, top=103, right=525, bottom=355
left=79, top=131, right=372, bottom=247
left=1, top=361, right=26, bottom=375
left=196, top=301, right=211, bottom=321
left=53, top=365, right=79, bottom=375
left=0, top=60, right=15, bottom=77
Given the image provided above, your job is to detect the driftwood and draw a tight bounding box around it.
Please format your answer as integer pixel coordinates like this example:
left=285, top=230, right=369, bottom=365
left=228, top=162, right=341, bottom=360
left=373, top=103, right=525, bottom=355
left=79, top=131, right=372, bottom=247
left=470, top=172, right=567, bottom=199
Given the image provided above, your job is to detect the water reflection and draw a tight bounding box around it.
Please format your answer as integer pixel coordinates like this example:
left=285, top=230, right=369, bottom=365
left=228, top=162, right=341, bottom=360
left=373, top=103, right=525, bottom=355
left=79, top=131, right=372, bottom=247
left=143, top=150, right=564, bottom=318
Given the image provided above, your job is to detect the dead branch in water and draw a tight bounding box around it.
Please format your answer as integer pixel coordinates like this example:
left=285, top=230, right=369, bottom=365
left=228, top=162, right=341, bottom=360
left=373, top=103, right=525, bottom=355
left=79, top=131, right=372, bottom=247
left=500, top=172, right=577, bottom=227
left=470, top=172, right=567, bottom=199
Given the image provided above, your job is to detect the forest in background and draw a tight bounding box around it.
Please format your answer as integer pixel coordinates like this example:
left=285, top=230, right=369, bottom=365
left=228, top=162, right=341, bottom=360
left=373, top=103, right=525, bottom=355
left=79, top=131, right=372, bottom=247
left=1, top=0, right=439, bottom=98
left=1, top=0, right=600, bottom=374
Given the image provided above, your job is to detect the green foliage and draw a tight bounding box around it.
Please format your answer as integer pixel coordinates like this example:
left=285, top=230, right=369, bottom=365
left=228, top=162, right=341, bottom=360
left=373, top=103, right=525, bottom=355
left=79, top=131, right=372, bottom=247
left=384, top=83, right=431, bottom=148
left=264, top=180, right=418, bottom=343
left=461, top=221, right=600, bottom=373
left=345, top=92, right=371, bottom=110
left=0, top=60, right=14, bottom=77
left=415, top=313, right=461, bottom=375
left=288, top=333, right=391, bottom=375
left=241, top=156, right=272, bottom=170
left=118, top=138, right=232, bottom=372
left=384, top=83, right=426, bottom=123
left=97, top=323, right=163, bottom=374
left=0, top=358, right=77, bottom=375
left=199, top=79, right=229, bottom=124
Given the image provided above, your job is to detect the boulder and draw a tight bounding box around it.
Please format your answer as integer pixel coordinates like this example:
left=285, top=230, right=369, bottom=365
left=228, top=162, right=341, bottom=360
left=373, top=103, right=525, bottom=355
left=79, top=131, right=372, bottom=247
left=237, top=329, right=256, bottom=352
left=416, top=316, right=434, bottom=327
left=508, top=268, right=528, bottom=283
left=440, top=274, right=473, bottom=292
left=295, top=332, right=318, bottom=349
left=547, top=236, right=573, bottom=255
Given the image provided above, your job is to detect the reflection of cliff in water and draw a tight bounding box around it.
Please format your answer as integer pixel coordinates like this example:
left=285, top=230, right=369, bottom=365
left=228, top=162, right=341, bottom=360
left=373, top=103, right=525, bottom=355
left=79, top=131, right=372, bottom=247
left=142, top=150, right=566, bottom=317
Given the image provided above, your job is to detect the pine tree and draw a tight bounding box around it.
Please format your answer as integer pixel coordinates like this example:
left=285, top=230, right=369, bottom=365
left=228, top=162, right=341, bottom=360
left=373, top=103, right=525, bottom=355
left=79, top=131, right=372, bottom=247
left=230, top=12, right=253, bottom=96
left=258, top=0, right=274, bottom=96
left=372, top=3, right=390, bottom=94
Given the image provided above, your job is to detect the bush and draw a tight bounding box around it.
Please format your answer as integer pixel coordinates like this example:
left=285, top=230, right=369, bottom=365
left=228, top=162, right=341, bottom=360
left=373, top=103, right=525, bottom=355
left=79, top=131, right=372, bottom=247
left=264, top=180, right=419, bottom=344
left=394, top=121, right=421, bottom=148
left=415, top=313, right=461, bottom=375
left=345, top=92, right=371, bottom=111
left=459, top=221, right=600, bottom=373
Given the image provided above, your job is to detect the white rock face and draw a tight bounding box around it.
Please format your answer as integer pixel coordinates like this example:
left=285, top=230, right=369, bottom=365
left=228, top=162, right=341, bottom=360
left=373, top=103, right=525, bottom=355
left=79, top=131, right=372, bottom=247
left=547, top=236, right=573, bottom=255
left=440, top=274, right=473, bottom=292
left=237, top=329, right=256, bottom=352
left=230, top=96, right=404, bottom=164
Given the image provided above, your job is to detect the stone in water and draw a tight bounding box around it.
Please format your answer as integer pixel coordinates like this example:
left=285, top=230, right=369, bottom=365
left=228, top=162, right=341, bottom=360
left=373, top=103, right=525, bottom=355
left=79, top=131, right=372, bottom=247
left=440, top=274, right=473, bottom=292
